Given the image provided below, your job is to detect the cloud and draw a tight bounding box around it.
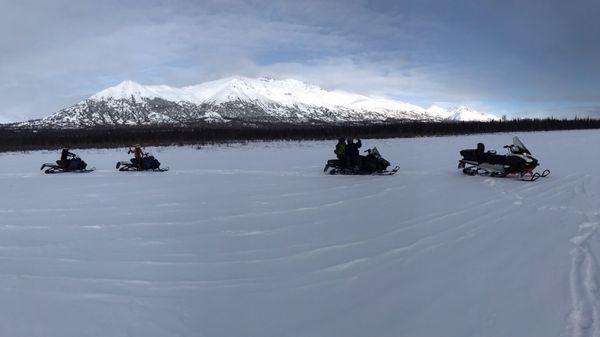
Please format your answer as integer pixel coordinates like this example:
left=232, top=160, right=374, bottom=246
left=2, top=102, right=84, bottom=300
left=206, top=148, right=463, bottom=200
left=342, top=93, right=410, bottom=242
left=1, top=0, right=599, bottom=121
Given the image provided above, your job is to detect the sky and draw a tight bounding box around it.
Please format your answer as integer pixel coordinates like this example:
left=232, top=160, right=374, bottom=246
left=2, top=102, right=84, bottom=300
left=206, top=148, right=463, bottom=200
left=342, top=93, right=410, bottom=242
left=1, top=0, right=599, bottom=121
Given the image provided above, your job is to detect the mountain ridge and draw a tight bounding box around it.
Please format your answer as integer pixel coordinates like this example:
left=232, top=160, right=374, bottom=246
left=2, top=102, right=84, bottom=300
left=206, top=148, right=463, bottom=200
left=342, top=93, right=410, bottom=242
left=25, top=76, right=499, bottom=128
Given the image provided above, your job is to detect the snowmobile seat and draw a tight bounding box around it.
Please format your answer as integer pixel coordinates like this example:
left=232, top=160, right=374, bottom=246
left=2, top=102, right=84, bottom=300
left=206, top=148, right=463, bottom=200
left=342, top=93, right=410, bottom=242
left=460, top=143, right=486, bottom=163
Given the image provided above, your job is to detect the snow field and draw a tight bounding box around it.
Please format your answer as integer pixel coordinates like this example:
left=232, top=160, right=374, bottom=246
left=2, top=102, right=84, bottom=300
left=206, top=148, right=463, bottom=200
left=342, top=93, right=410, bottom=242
left=0, top=130, right=597, bottom=336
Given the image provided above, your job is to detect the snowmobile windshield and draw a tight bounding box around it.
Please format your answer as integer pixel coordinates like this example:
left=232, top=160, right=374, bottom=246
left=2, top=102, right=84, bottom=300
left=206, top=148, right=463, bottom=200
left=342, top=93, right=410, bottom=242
left=512, top=137, right=531, bottom=155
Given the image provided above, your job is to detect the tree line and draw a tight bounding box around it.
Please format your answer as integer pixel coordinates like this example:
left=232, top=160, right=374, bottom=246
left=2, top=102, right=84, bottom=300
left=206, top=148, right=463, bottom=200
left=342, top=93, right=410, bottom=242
left=0, top=117, right=598, bottom=152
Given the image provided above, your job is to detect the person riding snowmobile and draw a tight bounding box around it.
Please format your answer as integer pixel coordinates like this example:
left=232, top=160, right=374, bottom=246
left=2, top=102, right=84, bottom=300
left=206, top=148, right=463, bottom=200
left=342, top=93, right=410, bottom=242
left=323, top=144, right=398, bottom=175
left=128, top=145, right=145, bottom=169
left=362, top=148, right=380, bottom=172
left=58, top=148, right=76, bottom=169
left=41, top=148, right=91, bottom=173
left=334, top=138, right=346, bottom=160
left=116, top=147, right=166, bottom=172
left=345, top=138, right=362, bottom=167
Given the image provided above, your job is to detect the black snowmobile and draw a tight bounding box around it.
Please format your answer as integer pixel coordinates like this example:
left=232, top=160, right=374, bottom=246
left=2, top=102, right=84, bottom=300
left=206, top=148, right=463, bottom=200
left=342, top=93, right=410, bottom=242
left=458, top=136, right=550, bottom=181
left=41, top=155, right=94, bottom=174
left=324, top=147, right=399, bottom=175
left=116, top=153, right=168, bottom=172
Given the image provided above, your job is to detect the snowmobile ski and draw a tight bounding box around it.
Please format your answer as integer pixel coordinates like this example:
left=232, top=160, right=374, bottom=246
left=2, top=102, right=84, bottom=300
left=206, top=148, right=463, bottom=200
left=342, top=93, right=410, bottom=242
left=527, top=169, right=550, bottom=182
left=379, top=165, right=400, bottom=175
left=116, top=165, right=169, bottom=172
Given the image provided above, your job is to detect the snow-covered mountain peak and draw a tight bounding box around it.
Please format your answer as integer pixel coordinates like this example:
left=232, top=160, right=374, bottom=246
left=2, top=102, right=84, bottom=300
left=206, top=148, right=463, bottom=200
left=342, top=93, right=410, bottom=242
left=90, top=80, right=165, bottom=101
left=35, top=76, right=499, bottom=127
left=424, top=105, right=497, bottom=121
left=447, top=105, right=499, bottom=121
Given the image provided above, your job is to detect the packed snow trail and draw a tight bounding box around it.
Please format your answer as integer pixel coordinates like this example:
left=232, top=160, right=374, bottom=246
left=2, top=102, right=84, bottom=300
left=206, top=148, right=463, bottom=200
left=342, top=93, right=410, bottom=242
left=0, top=130, right=597, bottom=336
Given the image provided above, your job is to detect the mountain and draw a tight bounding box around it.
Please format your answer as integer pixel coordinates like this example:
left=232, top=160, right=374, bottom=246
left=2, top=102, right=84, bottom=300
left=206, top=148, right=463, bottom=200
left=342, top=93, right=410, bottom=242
left=27, top=76, right=498, bottom=127
left=432, top=105, right=499, bottom=122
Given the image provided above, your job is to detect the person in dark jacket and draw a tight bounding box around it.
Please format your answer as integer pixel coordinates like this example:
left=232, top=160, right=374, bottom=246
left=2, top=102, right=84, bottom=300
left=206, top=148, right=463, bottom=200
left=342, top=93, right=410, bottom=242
left=58, top=148, right=76, bottom=168
left=334, top=138, right=346, bottom=160
left=345, top=138, right=362, bottom=167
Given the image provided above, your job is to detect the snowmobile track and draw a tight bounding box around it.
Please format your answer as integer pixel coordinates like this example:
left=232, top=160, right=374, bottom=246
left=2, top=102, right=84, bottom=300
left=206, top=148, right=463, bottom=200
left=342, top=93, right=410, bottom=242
left=328, top=165, right=399, bottom=176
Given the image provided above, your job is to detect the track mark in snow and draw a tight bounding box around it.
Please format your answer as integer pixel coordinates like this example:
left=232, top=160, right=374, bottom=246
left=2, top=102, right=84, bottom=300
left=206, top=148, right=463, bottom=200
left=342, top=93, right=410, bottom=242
left=513, top=196, right=524, bottom=206
left=483, top=178, right=496, bottom=187
left=322, top=258, right=370, bottom=272
left=569, top=212, right=600, bottom=337
left=222, top=229, right=281, bottom=237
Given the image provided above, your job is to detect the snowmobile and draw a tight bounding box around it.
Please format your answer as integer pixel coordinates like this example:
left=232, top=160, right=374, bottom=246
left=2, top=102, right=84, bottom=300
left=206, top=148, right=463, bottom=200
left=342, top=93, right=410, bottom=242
left=324, top=147, right=399, bottom=175
left=40, top=156, right=94, bottom=174
left=458, top=136, right=550, bottom=181
left=116, top=153, right=168, bottom=172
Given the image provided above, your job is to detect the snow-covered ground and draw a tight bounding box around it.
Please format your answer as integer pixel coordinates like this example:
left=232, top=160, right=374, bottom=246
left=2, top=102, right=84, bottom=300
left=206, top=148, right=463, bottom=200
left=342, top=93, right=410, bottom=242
left=0, top=130, right=598, bottom=337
